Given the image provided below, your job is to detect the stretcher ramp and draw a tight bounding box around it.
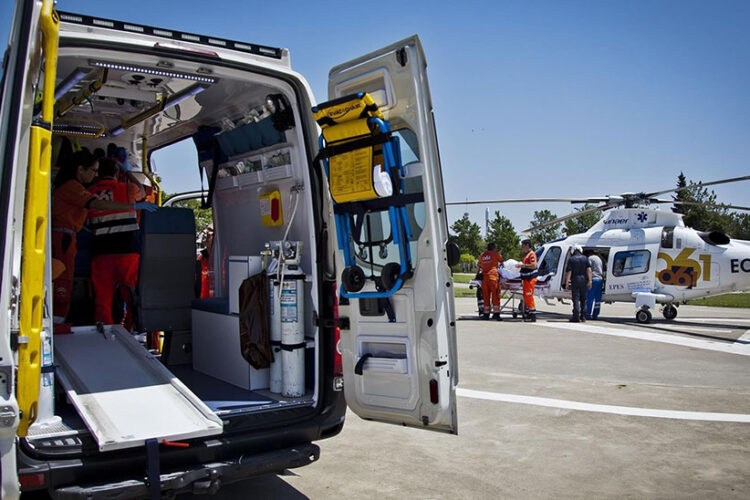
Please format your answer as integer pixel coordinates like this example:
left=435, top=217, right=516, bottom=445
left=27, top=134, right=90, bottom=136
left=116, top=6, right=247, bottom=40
left=54, top=325, right=223, bottom=452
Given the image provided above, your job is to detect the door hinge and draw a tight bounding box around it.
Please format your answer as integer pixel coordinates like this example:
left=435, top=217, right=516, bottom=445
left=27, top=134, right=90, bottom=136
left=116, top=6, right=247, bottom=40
left=0, top=406, right=17, bottom=427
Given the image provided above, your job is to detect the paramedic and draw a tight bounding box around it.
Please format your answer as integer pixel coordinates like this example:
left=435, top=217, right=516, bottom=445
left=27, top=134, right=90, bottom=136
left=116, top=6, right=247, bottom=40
left=195, top=224, right=214, bottom=298
left=87, top=157, right=156, bottom=325
left=477, top=242, right=503, bottom=320
left=51, top=150, right=156, bottom=325
left=517, top=239, right=538, bottom=322
left=564, top=245, right=592, bottom=322
left=585, top=251, right=604, bottom=319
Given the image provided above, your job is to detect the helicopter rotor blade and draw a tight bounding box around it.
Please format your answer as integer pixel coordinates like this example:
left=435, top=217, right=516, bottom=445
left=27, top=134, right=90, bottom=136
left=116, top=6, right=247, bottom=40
left=645, top=174, right=750, bottom=199
left=652, top=199, right=750, bottom=212
left=445, top=197, right=609, bottom=206
left=522, top=204, right=610, bottom=234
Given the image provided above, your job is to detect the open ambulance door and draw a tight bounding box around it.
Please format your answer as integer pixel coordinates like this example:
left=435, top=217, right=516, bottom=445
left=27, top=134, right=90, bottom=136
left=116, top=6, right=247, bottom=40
left=0, top=1, right=56, bottom=497
left=327, top=36, right=458, bottom=433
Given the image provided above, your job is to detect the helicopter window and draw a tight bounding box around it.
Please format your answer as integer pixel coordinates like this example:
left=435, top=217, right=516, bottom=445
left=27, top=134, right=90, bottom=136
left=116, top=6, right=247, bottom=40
left=612, top=250, right=651, bottom=277
left=539, top=246, right=562, bottom=275
left=661, top=226, right=674, bottom=249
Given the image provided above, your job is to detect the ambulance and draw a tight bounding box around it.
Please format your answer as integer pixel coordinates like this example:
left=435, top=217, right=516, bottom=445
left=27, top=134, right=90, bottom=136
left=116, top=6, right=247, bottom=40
left=0, top=1, right=458, bottom=497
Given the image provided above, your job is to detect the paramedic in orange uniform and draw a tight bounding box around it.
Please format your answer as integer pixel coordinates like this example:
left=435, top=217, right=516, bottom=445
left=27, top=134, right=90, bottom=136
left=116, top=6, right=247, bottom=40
left=195, top=224, right=214, bottom=298
left=51, top=150, right=154, bottom=325
left=87, top=157, right=152, bottom=326
left=517, top=239, right=538, bottom=322
left=477, top=242, right=503, bottom=320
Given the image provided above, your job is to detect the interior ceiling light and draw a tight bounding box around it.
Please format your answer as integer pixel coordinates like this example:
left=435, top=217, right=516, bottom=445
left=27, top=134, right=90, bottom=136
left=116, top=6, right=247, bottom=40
left=89, top=60, right=217, bottom=84
left=53, top=122, right=106, bottom=138
left=54, top=68, right=88, bottom=100
left=110, top=83, right=207, bottom=136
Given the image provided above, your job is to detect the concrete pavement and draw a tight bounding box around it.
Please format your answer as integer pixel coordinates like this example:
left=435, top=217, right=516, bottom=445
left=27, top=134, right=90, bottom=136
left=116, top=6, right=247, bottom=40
left=185, top=298, right=750, bottom=499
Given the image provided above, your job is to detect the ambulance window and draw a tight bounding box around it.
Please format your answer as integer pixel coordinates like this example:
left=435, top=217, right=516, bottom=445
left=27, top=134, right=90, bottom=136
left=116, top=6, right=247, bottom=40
left=151, top=138, right=213, bottom=235
left=354, top=129, right=424, bottom=270
left=539, top=246, right=562, bottom=275
left=612, top=249, right=650, bottom=276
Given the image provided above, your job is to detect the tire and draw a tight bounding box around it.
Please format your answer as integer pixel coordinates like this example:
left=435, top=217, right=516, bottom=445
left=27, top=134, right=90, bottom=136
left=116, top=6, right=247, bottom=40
left=342, top=265, right=366, bottom=293
left=380, top=262, right=401, bottom=291
left=636, top=309, right=652, bottom=324
left=663, top=304, right=678, bottom=320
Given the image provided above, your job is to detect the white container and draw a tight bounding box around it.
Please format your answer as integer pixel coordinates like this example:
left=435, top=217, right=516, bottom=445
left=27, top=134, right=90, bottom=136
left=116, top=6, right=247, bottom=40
left=192, top=310, right=269, bottom=390
left=228, top=255, right=263, bottom=314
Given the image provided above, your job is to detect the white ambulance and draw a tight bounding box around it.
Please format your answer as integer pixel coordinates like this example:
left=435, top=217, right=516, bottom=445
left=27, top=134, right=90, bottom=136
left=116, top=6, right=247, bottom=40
left=0, top=0, right=458, bottom=497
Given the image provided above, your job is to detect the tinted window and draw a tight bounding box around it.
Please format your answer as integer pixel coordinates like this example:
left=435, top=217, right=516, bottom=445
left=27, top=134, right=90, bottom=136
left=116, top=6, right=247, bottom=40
left=539, top=246, right=562, bottom=275
left=612, top=250, right=650, bottom=276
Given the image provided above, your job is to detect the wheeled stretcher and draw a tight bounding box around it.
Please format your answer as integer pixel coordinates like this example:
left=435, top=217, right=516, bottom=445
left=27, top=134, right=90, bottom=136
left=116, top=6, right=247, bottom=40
left=313, top=93, right=414, bottom=300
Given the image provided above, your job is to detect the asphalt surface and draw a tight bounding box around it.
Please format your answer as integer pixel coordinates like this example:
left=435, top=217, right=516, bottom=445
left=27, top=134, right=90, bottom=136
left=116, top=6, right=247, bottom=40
left=184, top=298, right=750, bottom=499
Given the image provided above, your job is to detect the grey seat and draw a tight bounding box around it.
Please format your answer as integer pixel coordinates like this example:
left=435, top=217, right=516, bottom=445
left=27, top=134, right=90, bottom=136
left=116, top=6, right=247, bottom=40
left=138, top=207, right=196, bottom=332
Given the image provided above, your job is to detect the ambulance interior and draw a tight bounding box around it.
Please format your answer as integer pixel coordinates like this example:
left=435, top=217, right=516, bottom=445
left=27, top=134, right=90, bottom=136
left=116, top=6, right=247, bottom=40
left=35, top=49, right=326, bottom=444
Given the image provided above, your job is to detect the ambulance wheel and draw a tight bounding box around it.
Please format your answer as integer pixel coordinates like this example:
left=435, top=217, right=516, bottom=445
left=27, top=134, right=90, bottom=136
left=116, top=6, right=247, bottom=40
left=381, top=262, right=401, bottom=291
left=636, top=309, right=652, bottom=324
left=342, top=265, right=366, bottom=293
left=663, top=304, right=678, bottom=320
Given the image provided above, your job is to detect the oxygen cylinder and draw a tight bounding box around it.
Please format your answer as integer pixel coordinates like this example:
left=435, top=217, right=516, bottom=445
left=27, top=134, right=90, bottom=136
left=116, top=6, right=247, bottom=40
left=268, top=274, right=282, bottom=394
left=33, top=329, right=61, bottom=428
left=280, top=269, right=306, bottom=398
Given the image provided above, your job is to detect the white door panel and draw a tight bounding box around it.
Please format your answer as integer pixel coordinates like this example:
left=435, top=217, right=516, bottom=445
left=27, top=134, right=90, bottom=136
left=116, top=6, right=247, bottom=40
left=329, top=36, right=457, bottom=434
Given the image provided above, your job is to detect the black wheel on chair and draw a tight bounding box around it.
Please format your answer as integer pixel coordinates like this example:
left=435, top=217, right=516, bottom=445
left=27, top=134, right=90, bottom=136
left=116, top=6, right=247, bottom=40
left=636, top=309, right=652, bottom=324
left=663, top=303, right=678, bottom=320
left=381, top=262, right=402, bottom=291
left=342, top=265, right=366, bottom=293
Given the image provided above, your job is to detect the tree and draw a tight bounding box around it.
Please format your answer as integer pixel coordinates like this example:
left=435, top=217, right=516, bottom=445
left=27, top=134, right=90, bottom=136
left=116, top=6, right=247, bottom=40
left=449, top=214, right=485, bottom=257
left=564, top=204, right=601, bottom=236
left=528, top=209, right=561, bottom=248
left=672, top=171, right=688, bottom=214
left=486, top=211, right=521, bottom=260
left=674, top=180, right=732, bottom=233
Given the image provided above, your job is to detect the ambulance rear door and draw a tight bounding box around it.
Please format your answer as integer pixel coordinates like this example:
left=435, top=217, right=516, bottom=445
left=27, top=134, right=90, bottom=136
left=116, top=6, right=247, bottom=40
left=0, top=1, right=51, bottom=497
left=328, top=36, right=458, bottom=433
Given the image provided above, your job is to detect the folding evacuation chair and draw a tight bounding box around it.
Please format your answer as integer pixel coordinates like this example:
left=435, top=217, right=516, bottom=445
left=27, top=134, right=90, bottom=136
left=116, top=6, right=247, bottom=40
left=313, top=92, right=414, bottom=299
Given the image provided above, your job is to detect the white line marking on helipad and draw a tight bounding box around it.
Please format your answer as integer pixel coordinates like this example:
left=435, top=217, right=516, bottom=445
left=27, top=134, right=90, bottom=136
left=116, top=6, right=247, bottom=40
left=679, top=318, right=750, bottom=324
left=457, top=388, right=750, bottom=423
left=736, top=330, right=750, bottom=345
left=538, top=322, right=750, bottom=356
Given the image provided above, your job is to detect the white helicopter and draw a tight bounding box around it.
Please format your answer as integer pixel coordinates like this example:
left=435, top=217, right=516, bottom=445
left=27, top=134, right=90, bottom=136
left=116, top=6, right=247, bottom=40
left=448, top=176, right=750, bottom=323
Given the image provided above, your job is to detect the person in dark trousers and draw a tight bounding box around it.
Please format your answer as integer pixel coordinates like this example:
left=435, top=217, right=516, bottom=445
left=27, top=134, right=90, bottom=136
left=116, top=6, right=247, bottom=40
left=564, top=244, right=592, bottom=322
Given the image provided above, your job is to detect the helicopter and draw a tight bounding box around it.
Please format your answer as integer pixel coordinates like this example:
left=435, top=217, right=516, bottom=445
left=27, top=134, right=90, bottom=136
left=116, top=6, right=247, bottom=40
left=447, top=175, right=750, bottom=323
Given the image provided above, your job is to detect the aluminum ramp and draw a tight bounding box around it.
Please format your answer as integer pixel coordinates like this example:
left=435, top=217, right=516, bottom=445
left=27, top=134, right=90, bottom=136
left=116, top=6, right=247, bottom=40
left=54, top=325, right=223, bottom=452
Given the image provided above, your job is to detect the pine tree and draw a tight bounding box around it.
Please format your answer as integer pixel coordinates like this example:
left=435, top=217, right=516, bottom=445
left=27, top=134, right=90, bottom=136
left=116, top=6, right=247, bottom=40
left=672, top=171, right=689, bottom=214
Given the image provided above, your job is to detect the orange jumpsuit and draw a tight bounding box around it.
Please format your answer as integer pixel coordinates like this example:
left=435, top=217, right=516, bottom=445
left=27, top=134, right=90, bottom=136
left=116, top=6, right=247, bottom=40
left=51, top=180, right=96, bottom=322
left=478, top=249, right=503, bottom=314
left=520, top=249, right=538, bottom=316
left=87, top=178, right=141, bottom=325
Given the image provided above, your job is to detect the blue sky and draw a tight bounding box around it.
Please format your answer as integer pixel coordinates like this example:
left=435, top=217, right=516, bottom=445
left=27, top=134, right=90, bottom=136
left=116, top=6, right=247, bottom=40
left=3, top=0, right=749, bottom=234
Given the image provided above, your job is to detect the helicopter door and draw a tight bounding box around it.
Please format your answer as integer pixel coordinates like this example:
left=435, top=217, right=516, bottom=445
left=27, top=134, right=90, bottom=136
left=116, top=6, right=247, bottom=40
left=328, top=36, right=458, bottom=433
left=605, top=245, right=657, bottom=300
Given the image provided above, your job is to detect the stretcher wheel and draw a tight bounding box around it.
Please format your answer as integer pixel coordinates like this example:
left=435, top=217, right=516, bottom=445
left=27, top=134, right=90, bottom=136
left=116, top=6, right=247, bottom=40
left=381, top=262, right=401, bottom=291
left=342, top=265, right=366, bottom=293
left=512, top=312, right=518, bottom=319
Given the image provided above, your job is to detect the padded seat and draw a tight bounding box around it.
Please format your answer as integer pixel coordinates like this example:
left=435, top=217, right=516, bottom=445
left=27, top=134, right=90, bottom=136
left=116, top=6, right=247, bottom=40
left=138, top=207, right=196, bottom=331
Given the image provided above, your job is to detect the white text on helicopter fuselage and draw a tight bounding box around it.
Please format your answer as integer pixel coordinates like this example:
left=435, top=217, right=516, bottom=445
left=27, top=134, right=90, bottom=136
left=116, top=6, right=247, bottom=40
left=603, top=218, right=629, bottom=225
left=730, top=259, right=750, bottom=273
